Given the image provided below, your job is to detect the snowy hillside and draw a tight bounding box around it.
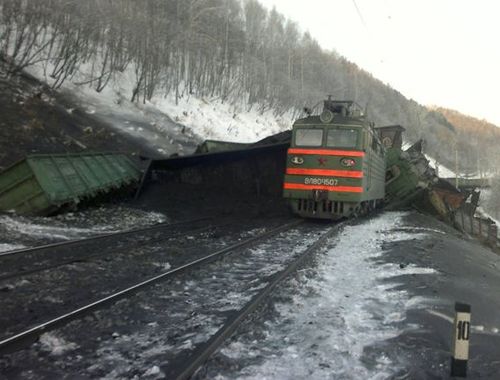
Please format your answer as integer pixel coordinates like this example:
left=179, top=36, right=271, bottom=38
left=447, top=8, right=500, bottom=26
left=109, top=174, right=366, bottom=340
left=27, top=65, right=294, bottom=156
left=151, top=94, right=293, bottom=144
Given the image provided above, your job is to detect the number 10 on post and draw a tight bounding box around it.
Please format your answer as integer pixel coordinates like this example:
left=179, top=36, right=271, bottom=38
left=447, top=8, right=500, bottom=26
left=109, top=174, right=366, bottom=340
left=451, top=302, right=471, bottom=377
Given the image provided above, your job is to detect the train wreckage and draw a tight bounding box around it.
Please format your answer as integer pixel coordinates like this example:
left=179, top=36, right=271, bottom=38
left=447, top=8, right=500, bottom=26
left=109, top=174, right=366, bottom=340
left=0, top=122, right=475, bottom=227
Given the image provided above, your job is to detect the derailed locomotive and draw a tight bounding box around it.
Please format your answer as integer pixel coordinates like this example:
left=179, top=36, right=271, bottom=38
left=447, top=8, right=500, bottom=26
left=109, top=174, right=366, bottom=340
left=283, top=97, right=385, bottom=219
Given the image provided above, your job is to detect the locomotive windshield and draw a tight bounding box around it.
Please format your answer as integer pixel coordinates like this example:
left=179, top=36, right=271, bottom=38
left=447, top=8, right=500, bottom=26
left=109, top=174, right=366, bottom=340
left=326, top=128, right=358, bottom=148
left=295, top=128, right=323, bottom=146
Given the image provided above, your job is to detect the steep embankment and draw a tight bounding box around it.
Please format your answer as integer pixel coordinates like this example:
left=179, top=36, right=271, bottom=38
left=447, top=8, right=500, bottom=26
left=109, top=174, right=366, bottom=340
left=0, top=65, right=161, bottom=169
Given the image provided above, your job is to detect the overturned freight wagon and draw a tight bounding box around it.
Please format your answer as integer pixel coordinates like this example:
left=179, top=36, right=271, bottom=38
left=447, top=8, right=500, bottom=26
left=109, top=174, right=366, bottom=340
left=0, top=153, right=141, bottom=215
left=379, top=126, right=467, bottom=220
left=135, top=140, right=290, bottom=218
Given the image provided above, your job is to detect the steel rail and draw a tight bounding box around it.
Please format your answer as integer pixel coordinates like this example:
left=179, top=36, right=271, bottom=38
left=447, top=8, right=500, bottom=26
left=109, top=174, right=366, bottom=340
left=0, top=222, right=232, bottom=283
left=170, top=220, right=346, bottom=380
left=0, top=219, right=303, bottom=355
left=0, top=217, right=212, bottom=258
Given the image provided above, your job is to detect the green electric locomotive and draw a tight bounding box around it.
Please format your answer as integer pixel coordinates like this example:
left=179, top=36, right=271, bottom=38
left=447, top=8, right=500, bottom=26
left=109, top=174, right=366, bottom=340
left=283, top=97, right=386, bottom=219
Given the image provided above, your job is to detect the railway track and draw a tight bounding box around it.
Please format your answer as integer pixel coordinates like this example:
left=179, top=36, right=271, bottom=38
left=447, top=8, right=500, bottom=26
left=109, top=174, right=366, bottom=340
left=0, top=216, right=295, bottom=340
left=0, top=218, right=346, bottom=379
left=0, top=218, right=303, bottom=356
left=168, top=220, right=344, bottom=379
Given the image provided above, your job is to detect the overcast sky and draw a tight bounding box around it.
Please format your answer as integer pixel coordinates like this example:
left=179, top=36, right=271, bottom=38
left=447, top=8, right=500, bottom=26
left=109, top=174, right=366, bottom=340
left=259, top=0, right=500, bottom=126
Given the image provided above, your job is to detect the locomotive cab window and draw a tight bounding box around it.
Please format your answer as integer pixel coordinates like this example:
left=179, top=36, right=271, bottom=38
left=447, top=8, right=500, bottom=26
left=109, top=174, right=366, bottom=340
left=295, top=128, right=323, bottom=147
left=326, top=128, right=358, bottom=148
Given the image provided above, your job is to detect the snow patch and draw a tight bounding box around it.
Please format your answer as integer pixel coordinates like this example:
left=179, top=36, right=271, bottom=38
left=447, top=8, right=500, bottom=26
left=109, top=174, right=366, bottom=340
left=0, top=215, right=111, bottom=241
left=0, top=243, right=25, bottom=253
left=0, top=207, right=167, bottom=244
left=87, top=332, right=173, bottom=379
left=152, top=262, right=172, bottom=271
left=39, top=333, right=78, bottom=355
left=425, top=154, right=456, bottom=178
left=143, top=365, right=162, bottom=377
left=152, top=94, right=293, bottom=143
left=391, top=226, right=446, bottom=235
left=378, top=263, right=437, bottom=278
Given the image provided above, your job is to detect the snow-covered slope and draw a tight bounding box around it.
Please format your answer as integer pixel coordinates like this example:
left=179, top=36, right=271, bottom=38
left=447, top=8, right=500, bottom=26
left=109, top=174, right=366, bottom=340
left=152, top=94, right=293, bottom=143
left=26, top=65, right=293, bottom=156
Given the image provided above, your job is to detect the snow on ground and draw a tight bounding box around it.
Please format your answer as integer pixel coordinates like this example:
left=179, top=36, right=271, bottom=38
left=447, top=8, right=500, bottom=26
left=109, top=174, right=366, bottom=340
left=39, top=333, right=78, bottom=356
left=476, top=207, right=499, bottom=226
left=214, top=212, right=437, bottom=379
left=474, top=189, right=500, bottom=233
left=151, top=262, right=172, bottom=271
left=152, top=94, right=293, bottom=143
left=0, top=243, right=25, bottom=253
left=424, top=154, right=456, bottom=178
left=0, top=206, right=167, bottom=248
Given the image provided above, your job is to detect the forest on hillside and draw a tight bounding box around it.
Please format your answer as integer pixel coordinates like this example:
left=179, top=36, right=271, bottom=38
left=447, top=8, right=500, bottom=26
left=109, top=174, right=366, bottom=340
left=435, top=108, right=500, bottom=176
left=0, top=0, right=499, bottom=174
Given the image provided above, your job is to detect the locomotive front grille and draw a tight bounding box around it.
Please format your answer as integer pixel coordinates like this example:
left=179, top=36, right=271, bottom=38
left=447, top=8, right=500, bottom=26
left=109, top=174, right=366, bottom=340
left=297, top=199, right=345, bottom=216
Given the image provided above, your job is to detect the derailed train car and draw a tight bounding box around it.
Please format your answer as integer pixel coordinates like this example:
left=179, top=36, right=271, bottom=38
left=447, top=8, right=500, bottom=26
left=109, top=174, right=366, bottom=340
left=283, top=97, right=385, bottom=219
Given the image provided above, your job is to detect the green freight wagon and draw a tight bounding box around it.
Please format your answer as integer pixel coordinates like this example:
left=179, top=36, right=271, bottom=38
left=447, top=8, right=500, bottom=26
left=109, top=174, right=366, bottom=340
left=378, top=127, right=466, bottom=219
left=0, top=153, right=141, bottom=215
left=378, top=126, right=423, bottom=208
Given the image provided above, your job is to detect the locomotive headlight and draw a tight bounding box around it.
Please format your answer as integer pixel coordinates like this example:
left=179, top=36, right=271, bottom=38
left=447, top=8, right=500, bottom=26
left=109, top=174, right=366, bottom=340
left=291, top=156, right=304, bottom=165
left=341, top=158, right=356, bottom=167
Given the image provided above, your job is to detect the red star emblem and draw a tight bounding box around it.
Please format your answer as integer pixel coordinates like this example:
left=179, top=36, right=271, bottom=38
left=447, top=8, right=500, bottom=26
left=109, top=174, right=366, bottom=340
left=317, top=157, right=328, bottom=166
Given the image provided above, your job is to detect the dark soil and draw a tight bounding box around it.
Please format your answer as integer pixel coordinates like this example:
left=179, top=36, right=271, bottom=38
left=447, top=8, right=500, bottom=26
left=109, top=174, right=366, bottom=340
left=369, top=212, right=500, bottom=379
left=0, top=63, right=158, bottom=170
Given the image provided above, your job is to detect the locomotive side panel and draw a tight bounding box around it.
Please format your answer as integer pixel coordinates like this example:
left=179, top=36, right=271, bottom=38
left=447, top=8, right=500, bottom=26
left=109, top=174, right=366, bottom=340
left=361, top=129, right=386, bottom=202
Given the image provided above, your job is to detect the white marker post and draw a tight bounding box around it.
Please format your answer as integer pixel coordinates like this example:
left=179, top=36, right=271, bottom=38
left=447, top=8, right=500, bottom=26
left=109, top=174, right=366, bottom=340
left=451, top=302, right=471, bottom=377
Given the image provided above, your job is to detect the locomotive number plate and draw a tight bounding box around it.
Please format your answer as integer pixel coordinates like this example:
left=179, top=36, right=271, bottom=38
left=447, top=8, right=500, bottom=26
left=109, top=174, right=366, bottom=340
left=304, top=177, right=338, bottom=186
